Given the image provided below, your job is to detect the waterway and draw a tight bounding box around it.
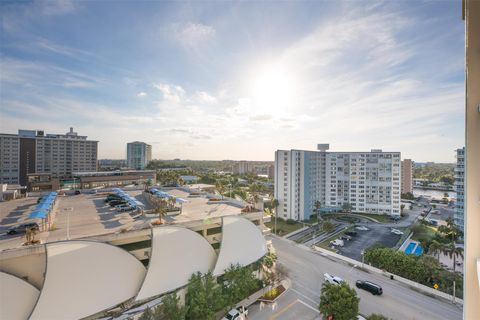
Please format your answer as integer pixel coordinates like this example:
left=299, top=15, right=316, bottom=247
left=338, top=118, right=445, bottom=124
left=413, top=188, right=456, bottom=199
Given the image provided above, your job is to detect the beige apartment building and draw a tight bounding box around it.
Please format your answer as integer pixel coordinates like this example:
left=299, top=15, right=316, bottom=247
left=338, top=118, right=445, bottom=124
left=401, top=159, right=414, bottom=194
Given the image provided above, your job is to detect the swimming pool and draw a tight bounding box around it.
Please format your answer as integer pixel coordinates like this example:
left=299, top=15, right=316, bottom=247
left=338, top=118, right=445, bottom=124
left=404, top=241, right=423, bottom=256
left=404, top=242, right=416, bottom=255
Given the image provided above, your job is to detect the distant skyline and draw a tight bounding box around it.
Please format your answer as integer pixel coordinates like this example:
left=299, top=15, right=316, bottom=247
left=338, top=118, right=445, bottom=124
left=0, top=1, right=464, bottom=162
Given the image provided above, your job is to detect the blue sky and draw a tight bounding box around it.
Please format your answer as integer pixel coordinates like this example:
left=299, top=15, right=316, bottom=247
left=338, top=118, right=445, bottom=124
left=0, top=0, right=464, bottom=161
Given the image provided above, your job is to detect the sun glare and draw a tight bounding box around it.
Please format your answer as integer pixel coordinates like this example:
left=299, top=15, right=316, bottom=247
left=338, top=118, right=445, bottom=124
left=249, top=63, right=296, bottom=114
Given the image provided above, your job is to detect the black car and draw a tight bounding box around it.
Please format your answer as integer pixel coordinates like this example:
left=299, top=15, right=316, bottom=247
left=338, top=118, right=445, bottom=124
left=7, top=222, right=40, bottom=235
left=109, top=200, right=126, bottom=206
left=345, top=231, right=357, bottom=237
left=74, top=190, right=81, bottom=195
left=356, top=280, right=383, bottom=295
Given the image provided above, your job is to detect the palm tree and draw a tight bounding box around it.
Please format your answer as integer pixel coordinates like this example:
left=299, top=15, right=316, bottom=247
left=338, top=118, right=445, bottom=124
left=215, top=182, right=225, bottom=199
left=271, top=198, right=279, bottom=235
left=429, top=240, right=443, bottom=262
left=443, top=243, right=464, bottom=272
left=321, top=220, right=335, bottom=234
left=314, top=200, right=322, bottom=223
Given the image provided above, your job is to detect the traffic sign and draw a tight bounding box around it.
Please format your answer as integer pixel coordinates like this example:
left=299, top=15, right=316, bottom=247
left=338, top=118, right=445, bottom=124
left=433, top=283, right=439, bottom=289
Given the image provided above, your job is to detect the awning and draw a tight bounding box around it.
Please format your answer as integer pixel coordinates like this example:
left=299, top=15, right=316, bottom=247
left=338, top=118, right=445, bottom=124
left=176, top=198, right=187, bottom=204
left=29, top=210, right=48, bottom=219
left=36, top=203, right=51, bottom=211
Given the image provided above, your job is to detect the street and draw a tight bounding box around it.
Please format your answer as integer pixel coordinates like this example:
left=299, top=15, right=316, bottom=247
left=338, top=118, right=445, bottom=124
left=249, top=236, right=463, bottom=320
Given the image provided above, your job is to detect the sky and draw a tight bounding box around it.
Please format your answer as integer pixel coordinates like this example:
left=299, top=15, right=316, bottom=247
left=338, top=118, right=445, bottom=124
left=0, top=0, right=465, bottom=162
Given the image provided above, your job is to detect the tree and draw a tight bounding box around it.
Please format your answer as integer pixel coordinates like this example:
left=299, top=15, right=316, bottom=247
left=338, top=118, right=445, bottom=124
left=429, top=240, right=443, bottom=262
left=215, top=182, right=225, bottom=199
left=342, top=202, right=353, bottom=213
left=221, top=264, right=259, bottom=308
left=314, top=200, right=323, bottom=223
left=271, top=198, right=279, bottom=235
left=138, top=307, right=154, bottom=320
left=186, top=272, right=222, bottom=320
left=319, top=282, right=359, bottom=320
left=400, top=204, right=405, bottom=216
left=322, top=220, right=335, bottom=234
left=443, top=243, right=464, bottom=273
left=162, top=292, right=186, bottom=320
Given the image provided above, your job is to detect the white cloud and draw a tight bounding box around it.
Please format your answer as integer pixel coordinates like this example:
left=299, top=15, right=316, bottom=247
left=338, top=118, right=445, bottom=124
left=194, top=91, right=217, bottom=104
left=153, top=83, right=185, bottom=103
left=137, top=92, right=147, bottom=97
left=39, top=0, right=77, bottom=16
left=173, top=22, right=216, bottom=46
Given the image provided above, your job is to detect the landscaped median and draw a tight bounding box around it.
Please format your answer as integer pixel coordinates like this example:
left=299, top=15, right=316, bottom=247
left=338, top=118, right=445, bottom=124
left=312, top=245, right=463, bottom=303
left=265, top=217, right=304, bottom=236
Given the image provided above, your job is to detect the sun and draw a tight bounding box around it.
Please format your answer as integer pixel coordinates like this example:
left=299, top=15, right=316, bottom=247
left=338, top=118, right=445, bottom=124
left=248, top=63, right=296, bottom=114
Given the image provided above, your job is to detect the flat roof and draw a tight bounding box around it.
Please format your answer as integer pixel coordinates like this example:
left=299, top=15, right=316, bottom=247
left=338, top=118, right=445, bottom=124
left=0, top=187, right=248, bottom=251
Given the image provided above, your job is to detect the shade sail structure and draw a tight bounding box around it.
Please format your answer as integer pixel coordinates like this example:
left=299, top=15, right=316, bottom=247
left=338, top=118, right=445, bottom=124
left=135, top=226, right=216, bottom=301
left=29, top=241, right=146, bottom=320
left=175, top=198, right=188, bottom=204
left=0, top=272, right=40, bottom=320
left=213, top=216, right=267, bottom=276
left=112, top=188, right=144, bottom=208
left=28, top=210, right=48, bottom=219
left=35, top=203, right=51, bottom=211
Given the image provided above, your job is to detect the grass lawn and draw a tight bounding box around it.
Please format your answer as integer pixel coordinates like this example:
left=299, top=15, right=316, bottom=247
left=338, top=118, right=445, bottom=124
left=351, top=213, right=393, bottom=223
left=411, top=223, right=437, bottom=241
left=265, top=218, right=304, bottom=236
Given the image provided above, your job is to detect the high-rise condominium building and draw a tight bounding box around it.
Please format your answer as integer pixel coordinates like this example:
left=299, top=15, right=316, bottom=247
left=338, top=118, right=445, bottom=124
left=127, top=142, right=152, bottom=170
left=274, top=145, right=401, bottom=221
left=401, top=159, right=414, bottom=194
left=0, top=128, right=98, bottom=186
left=454, top=147, right=465, bottom=233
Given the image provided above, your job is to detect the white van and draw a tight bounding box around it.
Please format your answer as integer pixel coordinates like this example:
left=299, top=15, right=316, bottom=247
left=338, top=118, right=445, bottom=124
left=330, top=239, right=344, bottom=247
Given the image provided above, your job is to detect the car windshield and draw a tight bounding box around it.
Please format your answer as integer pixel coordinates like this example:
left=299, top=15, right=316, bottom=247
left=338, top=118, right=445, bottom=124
left=225, top=313, right=236, bottom=320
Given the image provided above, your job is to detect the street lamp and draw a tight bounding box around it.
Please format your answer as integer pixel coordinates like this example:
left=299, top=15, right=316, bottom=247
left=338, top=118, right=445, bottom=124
left=63, top=207, right=73, bottom=240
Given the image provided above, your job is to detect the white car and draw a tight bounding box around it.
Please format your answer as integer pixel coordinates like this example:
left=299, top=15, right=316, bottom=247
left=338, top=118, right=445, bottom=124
left=222, top=306, right=248, bottom=320
left=324, top=273, right=345, bottom=285
left=355, top=226, right=369, bottom=231
left=391, top=229, right=404, bottom=235
left=330, top=239, right=344, bottom=247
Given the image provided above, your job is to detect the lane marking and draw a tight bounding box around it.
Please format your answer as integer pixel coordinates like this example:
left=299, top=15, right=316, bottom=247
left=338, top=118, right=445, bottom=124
left=296, top=298, right=320, bottom=313
left=268, top=299, right=298, bottom=320
left=290, top=288, right=319, bottom=306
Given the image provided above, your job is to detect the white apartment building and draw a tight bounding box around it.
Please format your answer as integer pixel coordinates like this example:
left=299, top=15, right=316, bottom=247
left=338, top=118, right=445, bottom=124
left=126, top=141, right=152, bottom=170
left=274, top=145, right=401, bottom=221
left=454, top=147, right=465, bottom=233
left=0, top=128, right=98, bottom=186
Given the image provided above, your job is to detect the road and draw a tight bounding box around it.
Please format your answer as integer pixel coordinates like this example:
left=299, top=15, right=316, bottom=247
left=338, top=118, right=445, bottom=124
left=249, top=236, right=463, bottom=320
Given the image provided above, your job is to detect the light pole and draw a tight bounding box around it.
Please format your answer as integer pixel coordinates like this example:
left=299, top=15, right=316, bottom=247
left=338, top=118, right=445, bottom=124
left=64, top=207, right=73, bottom=240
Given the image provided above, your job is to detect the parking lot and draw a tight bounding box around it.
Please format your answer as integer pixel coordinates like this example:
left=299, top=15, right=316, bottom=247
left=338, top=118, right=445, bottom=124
left=335, top=224, right=403, bottom=261
left=0, top=188, right=245, bottom=250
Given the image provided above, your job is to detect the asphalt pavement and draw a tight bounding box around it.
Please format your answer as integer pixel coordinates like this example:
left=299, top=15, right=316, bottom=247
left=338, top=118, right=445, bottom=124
left=248, top=236, right=463, bottom=320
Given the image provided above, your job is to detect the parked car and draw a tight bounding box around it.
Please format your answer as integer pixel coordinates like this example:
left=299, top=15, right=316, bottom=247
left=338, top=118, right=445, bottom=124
left=345, top=231, right=357, bottom=237
left=324, top=273, right=345, bottom=285
left=356, top=280, right=383, bottom=295
left=116, top=205, right=134, bottom=212
left=330, top=239, right=344, bottom=247
left=74, top=190, right=81, bottom=195
left=431, top=210, right=440, bottom=215
left=390, top=216, right=400, bottom=221
left=222, top=306, right=248, bottom=320
left=341, top=235, right=352, bottom=241
left=7, top=222, right=40, bottom=235
left=355, top=226, right=369, bottom=231
left=109, top=200, right=126, bottom=206
left=391, top=229, right=404, bottom=235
